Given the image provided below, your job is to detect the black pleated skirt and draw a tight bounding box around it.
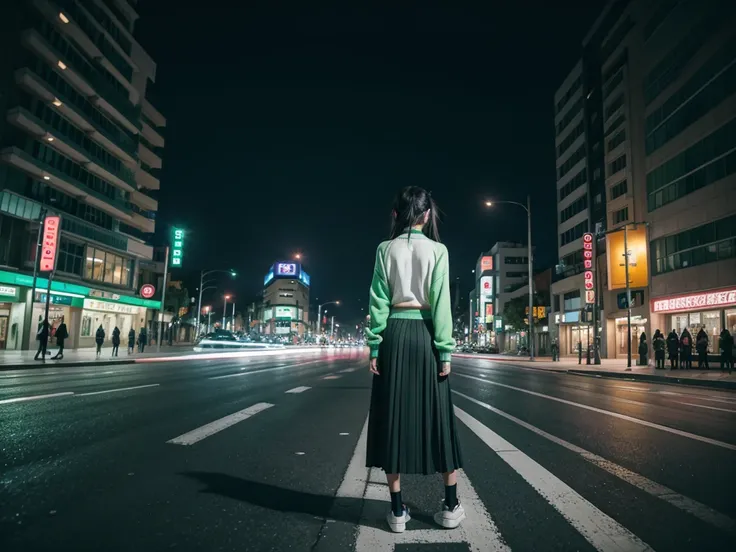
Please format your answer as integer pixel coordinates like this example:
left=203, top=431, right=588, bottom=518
left=366, top=316, right=463, bottom=475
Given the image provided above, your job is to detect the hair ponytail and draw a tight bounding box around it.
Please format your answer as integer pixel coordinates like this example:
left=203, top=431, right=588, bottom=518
left=389, top=186, right=441, bottom=242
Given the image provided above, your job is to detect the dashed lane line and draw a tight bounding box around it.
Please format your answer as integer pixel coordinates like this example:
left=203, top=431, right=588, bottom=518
left=454, top=391, right=736, bottom=534
left=0, top=391, right=74, bottom=405
left=677, top=402, right=736, bottom=414
left=76, top=383, right=160, bottom=397
left=167, top=402, right=274, bottom=445
left=285, top=386, right=311, bottom=394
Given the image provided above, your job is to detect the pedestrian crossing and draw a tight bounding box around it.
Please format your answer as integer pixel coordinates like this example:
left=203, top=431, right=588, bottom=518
left=160, top=368, right=736, bottom=552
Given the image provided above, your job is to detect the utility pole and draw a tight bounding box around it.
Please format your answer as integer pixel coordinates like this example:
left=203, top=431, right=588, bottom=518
left=157, top=246, right=169, bottom=352
left=624, top=224, right=632, bottom=370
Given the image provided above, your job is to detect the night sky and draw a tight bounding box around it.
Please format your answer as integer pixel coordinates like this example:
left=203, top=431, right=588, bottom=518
left=135, top=1, right=603, bottom=324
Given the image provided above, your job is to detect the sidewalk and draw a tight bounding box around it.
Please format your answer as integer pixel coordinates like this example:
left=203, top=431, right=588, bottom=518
left=0, top=343, right=193, bottom=370
left=455, top=353, right=736, bottom=390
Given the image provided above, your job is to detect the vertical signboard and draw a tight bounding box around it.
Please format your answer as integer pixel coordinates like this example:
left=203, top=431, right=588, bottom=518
left=39, top=215, right=61, bottom=272
left=480, top=256, right=493, bottom=272
left=583, top=232, right=595, bottom=304
left=606, top=227, right=648, bottom=290
left=171, top=227, right=184, bottom=267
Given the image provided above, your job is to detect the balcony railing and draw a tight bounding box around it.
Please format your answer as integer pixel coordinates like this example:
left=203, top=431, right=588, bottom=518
left=11, top=105, right=136, bottom=188
left=18, top=64, right=137, bottom=157
left=33, top=21, right=140, bottom=127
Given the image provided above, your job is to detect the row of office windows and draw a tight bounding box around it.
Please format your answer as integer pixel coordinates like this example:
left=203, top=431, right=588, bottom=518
left=605, top=93, right=625, bottom=121
left=506, top=271, right=526, bottom=278
left=608, top=129, right=626, bottom=152
left=556, top=74, right=583, bottom=115
left=76, top=0, right=132, bottom=55
left=645, top=35, right=736, bottom=154
left=612, top=206, right=629, bottom=226
left=558, top=144, right=586, bottom=180
left=25, top=178, right=115, bottom=231
left=559, top=167, right=587, bottom=201
left=608, top=153, right=627, bottom=176
left=85, top=246, right=134, bottom=287
left=557, top=120, right=585, bottom=158
left=610, top=179, right=628, bottom=200
left=504, top=256, right=528, bottom=265
left=601, top=15, right=633, bottom=62
left=560, top=193, right=588, bottom=223
left=561, top=220, right=589, bottom=247
left=651, top=215, right=736, bottom=275
left=643, top=0, right=681, bottom=41
left=556, top=97, right=583, bottom=137
left=646, top=116, right=736, bottom=211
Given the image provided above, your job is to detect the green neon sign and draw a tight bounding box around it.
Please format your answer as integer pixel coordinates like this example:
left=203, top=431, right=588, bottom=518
left=171, top=227, right=184, bottom=267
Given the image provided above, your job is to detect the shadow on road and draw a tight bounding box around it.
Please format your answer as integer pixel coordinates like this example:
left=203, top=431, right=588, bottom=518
left=180, top=471, right=434, bottom=529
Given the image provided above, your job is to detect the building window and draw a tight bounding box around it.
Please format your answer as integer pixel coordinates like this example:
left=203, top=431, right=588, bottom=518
left=506, top=271, right=526, bottom=278
left=560, top=194, right=588, bottom=223
left=643, top=0, right=681, bottom=41
left=556, top=74, right=583, bottom=115
left=558, top=144, right=587, bottom=180
left=557, top=120, right=585, bottom=158
left=604, top=93, right=625, bottom=121
left=646, top=117, right=736, bottom=212
left=559, top=168, right=587, bottom=201
left=645, top=36, right=736, bottom=153
left=56, top=238, right=84, bottom=276
left=608, top=129, right=626, bottom=152
left=612, top=207, right=629, bottom=225
left=560, top=220, right=589, bottom=247
left=563, top=290, right=581, bottom=311
left=556, top=97, right=584, bottom=136
left=651, top=214, right=736, bottom=275
left=607, top=153, right=627, bottom=176
left=85, top=247, right=133, bottom=287
left=504, top=256, right=528, bottom=265
left=610, top=179, right=628, bottom=200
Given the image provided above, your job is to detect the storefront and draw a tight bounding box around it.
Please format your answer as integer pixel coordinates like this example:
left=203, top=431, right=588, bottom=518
left=651, top=287, right=736, bottom=354
left=0, top=269, right=161, bottom=350
left=554, top=310, right=601, bottom=356
left=0, top=284, right=26, bottom=350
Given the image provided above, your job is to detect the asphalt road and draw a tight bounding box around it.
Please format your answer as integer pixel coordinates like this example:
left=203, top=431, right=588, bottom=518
left=1, top=350, right=735, bottom=551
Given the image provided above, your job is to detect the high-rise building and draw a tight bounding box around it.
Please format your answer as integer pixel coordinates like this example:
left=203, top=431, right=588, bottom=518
left=261, top=261, right=311, bottom=339
left=0, top=0, right=165, bottom=351
left=552, top=0, right=736, bottom=358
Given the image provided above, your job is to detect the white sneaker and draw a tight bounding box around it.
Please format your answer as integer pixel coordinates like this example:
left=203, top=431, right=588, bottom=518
left=434, top=500, right=465, bottom=529
left=386, top=506, right=411, bottom=533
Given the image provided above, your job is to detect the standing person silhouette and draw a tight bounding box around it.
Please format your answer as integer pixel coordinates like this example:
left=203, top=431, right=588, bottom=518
left=365, top=186, right=464, bottom=533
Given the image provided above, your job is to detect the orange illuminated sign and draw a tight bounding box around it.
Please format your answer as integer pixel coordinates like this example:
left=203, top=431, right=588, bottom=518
left=606, top=226, right=649, bottom=290
left=480, top=256, right=493, bottom=272
left=39, top=215, right=60, bottom=272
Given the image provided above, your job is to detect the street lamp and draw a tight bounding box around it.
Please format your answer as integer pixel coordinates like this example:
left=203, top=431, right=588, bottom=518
left=485, top=196, right=535, bottom=361
left=317, top=300, right=340, bottom=335
left=197, top=269, right=236, bottom=336
left=223, top=294, right=231, bottom=329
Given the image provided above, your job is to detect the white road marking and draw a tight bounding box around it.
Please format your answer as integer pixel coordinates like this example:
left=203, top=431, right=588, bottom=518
left=0, top=392, right=74, bottom=405
left=295, top=451, right=306, bottom=455
left=454, top=391, right=736, bottom=533
left=337, top=417, right=508, bottom=551
left=677, top=402, right=736, bottom=414
left=339, top=432, right=349, bottom=436
left=339, top=367, right=357, bottom=373
left=613, top=385, right=649, bottom=392
left=208, top=359, right=321, bottom=380
left=455, top=373, right=736, bottom=451
left=167, top=402, right=274, bottom=445
left=657, top=390, right=736, bottom=405
left=455, top=406, right=653, bottom=551
left=285, top=386, right=311, bottom=394
left=76, top=384, right=160, bottom=397
left=322, top=375, right=341, bottom=380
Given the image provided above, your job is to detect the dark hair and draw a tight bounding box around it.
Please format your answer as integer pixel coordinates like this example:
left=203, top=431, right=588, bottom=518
left=389, top=186, right=441, bottom=241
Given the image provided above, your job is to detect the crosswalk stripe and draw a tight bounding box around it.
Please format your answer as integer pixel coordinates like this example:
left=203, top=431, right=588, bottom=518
left=454, top=372, right=736, bottom=451
left=337, top=417, right=509, bottom=551
left=166, top=402, right=274, bottom=445
left=455, top=406, right=653, bottom=552
left=454, top=391, right=736, bottom=534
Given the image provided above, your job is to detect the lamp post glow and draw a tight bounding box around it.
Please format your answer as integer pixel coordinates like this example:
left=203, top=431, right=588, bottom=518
left=317, top=300, right=340, bottom=335
left=223, top=294, right=231, bottom=329
left=196, top=269, right=236, bottom=336
left=484, top=196, right=535, bottom=360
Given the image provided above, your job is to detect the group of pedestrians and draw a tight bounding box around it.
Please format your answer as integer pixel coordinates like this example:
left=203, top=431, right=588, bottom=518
left=652, top=327, right=734, bottom=372
left=95, top=326, right=148, bottom=357
left=34, top=317, right=149, bottom=361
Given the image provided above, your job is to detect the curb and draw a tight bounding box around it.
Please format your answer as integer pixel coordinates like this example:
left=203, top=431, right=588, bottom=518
left=566, top=369, right=736, bottom=390
left=0, top=359, right=137, bottom=372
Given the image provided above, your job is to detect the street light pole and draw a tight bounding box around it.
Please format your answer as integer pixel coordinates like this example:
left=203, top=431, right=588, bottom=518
left=624, top=224, right=632, bottom=370
left=317, top=300, right=340, bottom=335
left=157, top=246, right=170, bottom=352
left=232, top=301, right=236, bottom=331
left=223, top=295, right=228, bottom=329
left=196, top=269, right=236, bottom=337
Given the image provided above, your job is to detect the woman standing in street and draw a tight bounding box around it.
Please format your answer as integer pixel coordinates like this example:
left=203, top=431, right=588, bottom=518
left=365, top=186, right=464, bottom=534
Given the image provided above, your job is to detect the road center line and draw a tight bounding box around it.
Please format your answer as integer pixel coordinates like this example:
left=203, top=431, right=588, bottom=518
left=454, top=372, right=736, bottom=451
left=76, top=384, right=160, bottom=397
left=167, top=402, right=274, bottom=445
left=338, top=417, right=509, bottom=551
left=455, top=406, right=653, bottom=551
left=454, top=391, right=736, bottom=533
left=208, top=359, right=322, bottom=380
left=285, top=386, right=311, bottom=394
left=677, top=402, right=736, bottom=414
left=0, top=391, right=74, bottom=405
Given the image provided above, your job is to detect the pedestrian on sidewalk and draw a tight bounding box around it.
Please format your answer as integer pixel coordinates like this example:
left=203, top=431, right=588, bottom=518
left=719, top=329, right=734, bottom=373
left=680, top=328, right=693, bottom=370
left=138, top=327, right=147, bottom=353
left=111, top=326, right=121, bottom=357
left=365, top=186, right=464, bottom=534
left=638, top=332, right=648, bottom=366
left=667, top=330, right=680, bottom=370
left=128, top=328, right=136, bottom=354
left=95, top=325, right=105, bottom=358
left=551, top=338, right=559, bottom=361
left=652, top=329, right=665, bottom=370
left=696, top=327, right=709, bottom=370
left=34, top=317, right=50, bottom=361
left=52, top=316, right=68, bottom=360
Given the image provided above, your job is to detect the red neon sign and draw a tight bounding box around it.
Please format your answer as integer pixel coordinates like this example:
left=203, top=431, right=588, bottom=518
left=39, top=215, right=60, bottom=272
left=651, top=288, right=736, bottom=313
left=583, top=233, right=595, bottom=304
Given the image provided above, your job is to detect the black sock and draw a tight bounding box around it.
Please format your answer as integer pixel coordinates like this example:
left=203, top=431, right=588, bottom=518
left=390, top=491, right=403, bottom=516
left=445, top=484, right=458, bottom=510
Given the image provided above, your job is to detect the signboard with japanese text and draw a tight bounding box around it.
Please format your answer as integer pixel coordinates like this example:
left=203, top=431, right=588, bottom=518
left=83, top=299, right=139, bottom=314
left=606, top=226, right=648, bottom=290
left=484, top=303, right=494, bottom=323
left=171, top=227, right=184, bottom=267
left=39, top=215, right=60, bottom=272
left=274, top=306, right=296, bottom=319
left=480, top=256, right=493, bottom=272
left=583, top=232, right=595, bottom=303
left=480, top=276, right=493, bottom=299
left=651, top=288, right=736, bottom=313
